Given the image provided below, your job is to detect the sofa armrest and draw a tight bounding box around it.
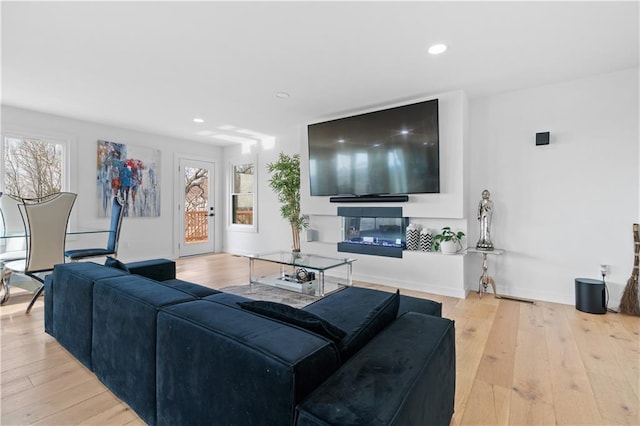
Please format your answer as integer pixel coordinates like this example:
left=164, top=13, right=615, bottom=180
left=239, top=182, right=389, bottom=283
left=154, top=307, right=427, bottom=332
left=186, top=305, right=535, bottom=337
left=296, top=312, right=455, bottom=426
left=44, top=274, right=55, bottom=336
left=399, top=294, right=442, bottom=317
left=125, top=258, right=176, bottom=281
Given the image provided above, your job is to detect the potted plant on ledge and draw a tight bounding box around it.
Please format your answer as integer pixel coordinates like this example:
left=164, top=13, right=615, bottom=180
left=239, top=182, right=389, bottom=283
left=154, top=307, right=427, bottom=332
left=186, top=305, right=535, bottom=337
left=267, top=152, right=309, bottom=253
left=432, top=227, right=465, bottom=254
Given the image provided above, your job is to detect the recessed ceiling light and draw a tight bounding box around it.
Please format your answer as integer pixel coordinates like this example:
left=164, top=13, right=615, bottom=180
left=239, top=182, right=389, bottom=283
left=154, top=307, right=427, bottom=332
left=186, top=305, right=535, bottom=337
left=428, top=44, right=447, bottom=55
left=276, top=92, right=290, bottom=99
left=193, top=118, right=204, bottom=123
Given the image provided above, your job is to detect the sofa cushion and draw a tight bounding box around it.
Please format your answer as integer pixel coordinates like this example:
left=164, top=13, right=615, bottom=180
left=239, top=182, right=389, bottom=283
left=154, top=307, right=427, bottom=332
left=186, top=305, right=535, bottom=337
left=92, top=274, right=197, bottom=425
left=47, top=262, right=129, bottom=369
left=304, top=287, right=398, bottom=334
left=398, top=294, right=442, bottom=317
left=296, top=312, right=456, bottom=426
left=104, top=256, right=130, bottom=273
left=156, top=299, right=341, bottom=426
left=203, top=292, right=253, bottom=307
left=338, top=289, right=400, bottom=361
left=238, top=301, right=346, bottom=343
left=43, top=274, right=55, bottom=335
left=162, top=278, right=220, bottom=298
left=125, top=258, right=176, bottom=281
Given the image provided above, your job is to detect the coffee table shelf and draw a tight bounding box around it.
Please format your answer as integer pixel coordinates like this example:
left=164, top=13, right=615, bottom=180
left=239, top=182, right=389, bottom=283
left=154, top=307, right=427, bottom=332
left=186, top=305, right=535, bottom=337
left=244, top=251, right=356, bottom=297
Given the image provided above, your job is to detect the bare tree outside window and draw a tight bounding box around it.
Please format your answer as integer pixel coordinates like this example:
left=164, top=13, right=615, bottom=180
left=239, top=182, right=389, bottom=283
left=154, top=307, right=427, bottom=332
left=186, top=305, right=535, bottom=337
left=184, top=167, right=209, bottom=243
left=3, top=137, right=63, bottom=199
left=184, top=167, right=208, bottom=210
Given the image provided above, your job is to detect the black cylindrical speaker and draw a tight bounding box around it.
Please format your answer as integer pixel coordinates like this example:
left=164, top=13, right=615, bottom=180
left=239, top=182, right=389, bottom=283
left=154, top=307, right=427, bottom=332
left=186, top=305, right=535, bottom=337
left=575, top=278, right=606, bottom=314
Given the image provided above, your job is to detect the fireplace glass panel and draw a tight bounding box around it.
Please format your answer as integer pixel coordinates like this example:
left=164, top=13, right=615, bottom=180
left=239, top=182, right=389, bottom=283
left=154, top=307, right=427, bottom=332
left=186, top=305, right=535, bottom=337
left=343, top=216, right=409, bottom=248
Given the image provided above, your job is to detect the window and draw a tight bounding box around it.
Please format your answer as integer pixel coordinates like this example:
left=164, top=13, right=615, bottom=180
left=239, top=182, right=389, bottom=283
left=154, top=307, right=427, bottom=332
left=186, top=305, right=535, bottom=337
left=229, top=161, right=256, bottom=231
left=1, top=136, right=67, bottom=198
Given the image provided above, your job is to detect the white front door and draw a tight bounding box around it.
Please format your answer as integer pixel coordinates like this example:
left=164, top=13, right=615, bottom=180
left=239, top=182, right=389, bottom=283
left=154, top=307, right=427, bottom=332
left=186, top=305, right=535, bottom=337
left=178, top=158, right=215, bottom=257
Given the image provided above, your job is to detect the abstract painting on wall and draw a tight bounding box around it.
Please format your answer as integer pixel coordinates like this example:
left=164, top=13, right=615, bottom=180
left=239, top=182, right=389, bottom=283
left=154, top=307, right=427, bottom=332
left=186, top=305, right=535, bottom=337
left=97, top=140, right=161, bottom=217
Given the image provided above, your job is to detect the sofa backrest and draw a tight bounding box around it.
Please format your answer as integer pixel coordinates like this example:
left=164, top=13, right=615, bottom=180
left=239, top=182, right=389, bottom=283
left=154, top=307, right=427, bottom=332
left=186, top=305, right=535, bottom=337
left=156, top=299, right=342, bottom=426
left=46, top=261, right=129, bottom=368
left=91, top=274, right=200, bottom=425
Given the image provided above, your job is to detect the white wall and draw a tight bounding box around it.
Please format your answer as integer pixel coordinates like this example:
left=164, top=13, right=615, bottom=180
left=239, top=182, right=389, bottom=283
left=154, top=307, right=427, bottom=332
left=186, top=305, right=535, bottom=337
left=1, top=105, right=222, bottom=261
left=6, top=67, right=636, bottom=306
left=222, top=91, right=470, bottom=297
left=222, top=126, right=301, bottom=256
left=468, top=68, right=639, bottom=305
left=224, top=70, right=639, bottom=305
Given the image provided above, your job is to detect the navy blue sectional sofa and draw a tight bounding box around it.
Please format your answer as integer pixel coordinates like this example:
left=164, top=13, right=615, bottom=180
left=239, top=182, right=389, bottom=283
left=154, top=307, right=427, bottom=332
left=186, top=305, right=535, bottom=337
left=44, top=259, right=455, bottom=425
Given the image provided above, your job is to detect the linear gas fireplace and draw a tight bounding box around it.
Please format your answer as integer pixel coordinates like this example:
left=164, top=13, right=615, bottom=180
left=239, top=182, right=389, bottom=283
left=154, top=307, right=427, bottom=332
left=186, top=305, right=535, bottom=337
left=337, top=207, right=408, bottom=258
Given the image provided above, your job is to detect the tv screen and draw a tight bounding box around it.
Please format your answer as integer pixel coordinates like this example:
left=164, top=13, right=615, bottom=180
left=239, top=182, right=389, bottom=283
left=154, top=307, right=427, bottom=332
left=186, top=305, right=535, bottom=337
left=307, top=98, right=439, bottom=197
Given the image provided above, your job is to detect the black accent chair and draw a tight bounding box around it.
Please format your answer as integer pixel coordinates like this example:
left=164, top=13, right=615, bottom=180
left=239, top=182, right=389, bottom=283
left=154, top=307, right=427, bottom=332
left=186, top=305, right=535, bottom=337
left=65, top=196, right=125, bottom=262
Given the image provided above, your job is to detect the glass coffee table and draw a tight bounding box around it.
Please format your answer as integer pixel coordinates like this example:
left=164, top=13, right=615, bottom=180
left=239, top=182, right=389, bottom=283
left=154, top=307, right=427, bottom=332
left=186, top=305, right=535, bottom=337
left=244, top=251, right=356, bottom=297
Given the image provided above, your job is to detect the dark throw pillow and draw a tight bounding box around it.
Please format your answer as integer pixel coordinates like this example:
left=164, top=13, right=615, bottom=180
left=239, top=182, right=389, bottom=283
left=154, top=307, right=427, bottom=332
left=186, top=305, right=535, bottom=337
left=104, top=256, right=130, bottom=273
left=338, top=289, right=400, bottom=361
left=237, top=301, right=346, bottom=343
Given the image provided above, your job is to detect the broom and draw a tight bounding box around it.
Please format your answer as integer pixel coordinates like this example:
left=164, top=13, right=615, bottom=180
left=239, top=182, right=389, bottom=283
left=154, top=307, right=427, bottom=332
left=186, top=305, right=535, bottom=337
left=619, top=223, right=640, bottom=316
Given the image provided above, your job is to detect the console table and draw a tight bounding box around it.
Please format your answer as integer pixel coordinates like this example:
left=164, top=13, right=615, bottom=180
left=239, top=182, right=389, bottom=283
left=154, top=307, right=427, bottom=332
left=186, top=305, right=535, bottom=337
left=244, top=251, right=356, bottom=297
left=467, top=248, right=534, bottom=303
left=467, top=248, right=504, bottom=299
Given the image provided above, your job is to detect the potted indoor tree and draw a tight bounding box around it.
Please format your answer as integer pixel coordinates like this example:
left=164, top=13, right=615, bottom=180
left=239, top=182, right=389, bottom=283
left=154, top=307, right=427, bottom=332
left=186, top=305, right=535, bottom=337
left=432, top=227, right=465, bottom=254
left=267, top=152, right=309, bottom=253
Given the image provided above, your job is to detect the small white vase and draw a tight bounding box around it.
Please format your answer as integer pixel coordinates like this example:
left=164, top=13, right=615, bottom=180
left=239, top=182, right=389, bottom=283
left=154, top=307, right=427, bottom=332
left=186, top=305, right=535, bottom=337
left=440, top=240, right=460, bottom=255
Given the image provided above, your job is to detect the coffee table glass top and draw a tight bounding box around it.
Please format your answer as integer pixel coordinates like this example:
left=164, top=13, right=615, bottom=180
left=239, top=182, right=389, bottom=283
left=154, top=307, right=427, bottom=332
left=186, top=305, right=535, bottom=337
left=246, top=251, right=355, bottom=271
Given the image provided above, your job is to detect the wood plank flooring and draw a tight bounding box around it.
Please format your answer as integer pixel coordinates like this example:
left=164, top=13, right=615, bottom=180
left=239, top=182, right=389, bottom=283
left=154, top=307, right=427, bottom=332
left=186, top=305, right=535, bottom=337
left=1, top=253, right=639, bottom=425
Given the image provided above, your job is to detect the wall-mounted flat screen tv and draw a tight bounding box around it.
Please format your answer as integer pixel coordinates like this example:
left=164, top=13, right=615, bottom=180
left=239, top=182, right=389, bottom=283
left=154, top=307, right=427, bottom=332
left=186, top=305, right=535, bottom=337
left=307, top=98, right=439, bottom=197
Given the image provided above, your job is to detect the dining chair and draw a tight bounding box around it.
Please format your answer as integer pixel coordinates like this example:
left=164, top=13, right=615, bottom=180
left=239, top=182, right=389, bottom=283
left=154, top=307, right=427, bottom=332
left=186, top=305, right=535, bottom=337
left=0, top=192, right=27, bottom=262
left=64, top=196, right=125, bottom=262
left=5, top=192, right=77, bottom=313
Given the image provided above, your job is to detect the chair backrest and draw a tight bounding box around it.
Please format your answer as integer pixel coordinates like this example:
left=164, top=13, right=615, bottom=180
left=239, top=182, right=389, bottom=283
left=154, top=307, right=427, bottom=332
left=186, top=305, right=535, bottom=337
left=107, top=196, right=125, bottom=253
left=21, top=193, right=59, bottom=204
left=0, top=193, right=27, bottom=251
left=22, top=192, right=77, bottom=273
left=1, top=193, right=26, bottom=235
left=0, top=192, right=4, bottom=235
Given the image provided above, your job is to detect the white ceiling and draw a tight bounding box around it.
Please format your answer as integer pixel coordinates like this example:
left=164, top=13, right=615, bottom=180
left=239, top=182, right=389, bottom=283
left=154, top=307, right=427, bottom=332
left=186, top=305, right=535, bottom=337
left=2, top=1, right=638, bottom=146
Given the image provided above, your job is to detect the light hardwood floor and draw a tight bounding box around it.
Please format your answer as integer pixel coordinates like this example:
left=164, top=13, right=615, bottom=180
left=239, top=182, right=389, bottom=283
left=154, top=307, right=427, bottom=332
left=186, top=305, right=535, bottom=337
left=1, top=253, right=639, bottom=425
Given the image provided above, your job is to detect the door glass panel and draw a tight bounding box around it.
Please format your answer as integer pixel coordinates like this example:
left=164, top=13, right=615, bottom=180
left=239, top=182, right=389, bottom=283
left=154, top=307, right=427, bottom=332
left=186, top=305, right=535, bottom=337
left=184, top=166, right=209, bottom=244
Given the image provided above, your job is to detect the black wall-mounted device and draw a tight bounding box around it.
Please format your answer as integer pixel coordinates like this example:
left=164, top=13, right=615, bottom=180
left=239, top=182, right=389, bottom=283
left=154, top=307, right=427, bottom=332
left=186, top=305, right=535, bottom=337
left=536, top=132, right=550, bottom=146
left=329, top=194, right=409, bottom=203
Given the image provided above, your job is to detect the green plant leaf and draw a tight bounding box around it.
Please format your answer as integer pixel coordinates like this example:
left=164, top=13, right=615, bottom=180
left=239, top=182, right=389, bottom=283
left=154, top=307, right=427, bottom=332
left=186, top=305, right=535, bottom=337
left=267, top=152, right=309, bottom=250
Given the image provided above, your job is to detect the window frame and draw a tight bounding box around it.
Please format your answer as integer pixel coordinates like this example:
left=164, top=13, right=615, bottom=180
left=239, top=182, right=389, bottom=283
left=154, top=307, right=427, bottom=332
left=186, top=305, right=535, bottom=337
left=1, top=127, right=76, bottom=226
left=1, top=130, right=72, bottom=197
left=227, top=156, right=258, bottom=233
